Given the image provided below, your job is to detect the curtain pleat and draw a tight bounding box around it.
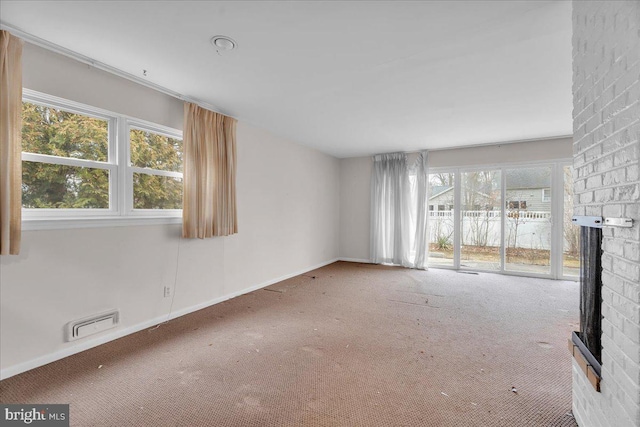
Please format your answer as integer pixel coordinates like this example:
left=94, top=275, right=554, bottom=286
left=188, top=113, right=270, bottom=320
left=412, top=151, right=429, bottom=269
left=182, top=102, right=238, bottom=238
left=0, top=31, right=23, bottom=256
left=370, top=153, right=408, bottom=265
left=370, top=151, right=429, bottom=269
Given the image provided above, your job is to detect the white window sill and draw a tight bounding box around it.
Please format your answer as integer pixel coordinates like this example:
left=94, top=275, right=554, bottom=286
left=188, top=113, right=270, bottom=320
left=22, top=216, right=182, bottom=231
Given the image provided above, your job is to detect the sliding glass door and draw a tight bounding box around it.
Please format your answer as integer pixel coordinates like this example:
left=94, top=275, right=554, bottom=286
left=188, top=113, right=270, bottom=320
left=504, top=166, right=552, bottom=274
left=426, top=161, right=578, bottom=279
left=460, top=170, right=502, bottom=271
left=428, top=173, right=455, bottom=267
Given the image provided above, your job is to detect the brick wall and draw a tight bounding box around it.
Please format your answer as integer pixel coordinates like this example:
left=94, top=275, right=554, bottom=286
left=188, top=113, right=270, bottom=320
left=572, top=1, right=640, bottom=426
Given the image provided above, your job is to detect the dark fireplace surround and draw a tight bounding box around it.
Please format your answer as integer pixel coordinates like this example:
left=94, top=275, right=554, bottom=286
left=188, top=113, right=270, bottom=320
left=569, top=216, right=633, bottom=392
left=569, top=225, right=602, bottom=391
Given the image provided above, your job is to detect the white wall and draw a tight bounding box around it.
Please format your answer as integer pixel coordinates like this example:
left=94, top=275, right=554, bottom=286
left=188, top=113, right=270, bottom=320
left=339, top=156, right=372, bottom=261
left=429, top=137, right=572, bottom=168
left=339, top=138, right=573, bottom=261
left=571, top=2, right=640, bottom=426
left=22, top=43, right=183, bottom=130
left=0, top=43, right=340, bottom=377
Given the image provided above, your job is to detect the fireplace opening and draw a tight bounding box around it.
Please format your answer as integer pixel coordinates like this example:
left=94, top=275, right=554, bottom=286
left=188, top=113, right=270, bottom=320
left=568, top=215, right=609, bottom=391
left=575, top=225, right=602, bottom=371
left=568, top=215, right=632, bottom=391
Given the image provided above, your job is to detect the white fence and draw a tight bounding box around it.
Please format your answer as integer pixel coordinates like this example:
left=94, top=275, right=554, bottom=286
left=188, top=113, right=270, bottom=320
left=428, top=210, right=552, bottom=250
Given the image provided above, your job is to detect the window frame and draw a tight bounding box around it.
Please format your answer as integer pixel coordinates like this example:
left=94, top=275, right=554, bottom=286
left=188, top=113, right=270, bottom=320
left=21, top=89, right=183, bottom=230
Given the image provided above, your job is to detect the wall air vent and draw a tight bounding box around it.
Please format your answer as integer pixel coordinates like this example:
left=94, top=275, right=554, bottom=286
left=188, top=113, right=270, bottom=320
left=66, top=310, right=119, bottom=342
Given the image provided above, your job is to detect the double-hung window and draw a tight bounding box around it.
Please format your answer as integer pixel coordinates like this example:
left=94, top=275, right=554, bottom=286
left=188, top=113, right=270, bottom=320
left=128, top=124, right=183, bottom=212
left=21, top=90, right=183, bottom=228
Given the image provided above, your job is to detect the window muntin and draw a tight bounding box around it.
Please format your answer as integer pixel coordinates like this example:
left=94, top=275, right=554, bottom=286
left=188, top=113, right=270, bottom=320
left=21, top=90, right=182, bottom=222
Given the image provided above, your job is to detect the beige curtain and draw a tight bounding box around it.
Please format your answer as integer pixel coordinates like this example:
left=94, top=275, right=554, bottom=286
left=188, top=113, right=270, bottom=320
left=0, top=31, right=23, bottom=255
left=182, top=102, right=238, bottom=238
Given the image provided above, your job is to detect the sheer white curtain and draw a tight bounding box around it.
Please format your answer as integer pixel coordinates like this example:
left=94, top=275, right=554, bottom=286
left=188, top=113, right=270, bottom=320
left=370, top=153, right=408, bottom=265
left=410, top=151, right=429, bottom=269
left=370, top=151, right=429, bottom=269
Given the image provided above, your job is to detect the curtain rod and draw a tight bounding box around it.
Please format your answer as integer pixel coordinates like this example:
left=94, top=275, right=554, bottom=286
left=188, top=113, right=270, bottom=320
left=0, top=21, right=239, bottom=120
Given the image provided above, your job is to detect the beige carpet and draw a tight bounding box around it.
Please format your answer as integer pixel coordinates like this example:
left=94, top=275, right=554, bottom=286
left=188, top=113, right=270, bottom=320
left=0, top=262, right=579, bottom=426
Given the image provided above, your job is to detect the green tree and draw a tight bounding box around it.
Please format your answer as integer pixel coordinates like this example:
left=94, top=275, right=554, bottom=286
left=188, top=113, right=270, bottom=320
left=129, top=129, right=183, bottom=209
left=21, top=102, right=183, bottom=210
left=21, top=102, right=109, bottom=208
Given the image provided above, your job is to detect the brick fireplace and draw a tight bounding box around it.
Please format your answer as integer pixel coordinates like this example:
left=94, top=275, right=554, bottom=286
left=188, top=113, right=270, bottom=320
left=571, top=1, right=640, bottom=426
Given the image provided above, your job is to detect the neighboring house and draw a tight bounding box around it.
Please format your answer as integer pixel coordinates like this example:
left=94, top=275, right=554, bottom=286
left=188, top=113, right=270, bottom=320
left=428, top=186, right=454, bottom=212
left=428, top=169, right=551, bottom=213
left=504, top=168, right=551, bottom=212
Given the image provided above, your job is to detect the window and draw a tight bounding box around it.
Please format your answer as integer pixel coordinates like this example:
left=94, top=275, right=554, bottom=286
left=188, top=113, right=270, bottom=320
left=507, top=200, right=527, bottom=209
left=21, top=98, right=115, bottom=213
left=21, top=90, right=182, bottom=227
left=129, top=126, right=183, bottom=210
left=542, top=188, right=551, bottom=202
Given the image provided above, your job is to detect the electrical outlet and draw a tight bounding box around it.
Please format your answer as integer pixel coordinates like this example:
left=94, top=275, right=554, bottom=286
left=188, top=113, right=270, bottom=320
left=163, top=286, right=172, bottom=298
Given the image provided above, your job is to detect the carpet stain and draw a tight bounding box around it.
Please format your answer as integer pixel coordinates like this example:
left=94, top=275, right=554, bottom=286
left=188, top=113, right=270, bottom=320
left=300, top=346, right=324, bottom=357
left=240, top=396, right=263, bottom=410
left=244, top=331, right=264, bottom=339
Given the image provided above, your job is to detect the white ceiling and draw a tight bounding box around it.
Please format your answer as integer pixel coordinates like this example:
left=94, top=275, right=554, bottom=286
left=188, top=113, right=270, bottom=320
left=0, top=1, right=573, bottom=158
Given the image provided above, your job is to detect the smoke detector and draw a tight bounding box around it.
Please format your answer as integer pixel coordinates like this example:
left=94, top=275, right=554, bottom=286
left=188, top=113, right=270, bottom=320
left=210, top=36, right=237, bottom=54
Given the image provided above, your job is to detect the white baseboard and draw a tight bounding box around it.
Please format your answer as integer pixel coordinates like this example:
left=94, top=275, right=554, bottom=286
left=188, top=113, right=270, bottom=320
left=166, top=257, right=339, bottom=321
left=0, top=258, right=339, bottom=380
left=339, top=257, right=373, bottom=264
